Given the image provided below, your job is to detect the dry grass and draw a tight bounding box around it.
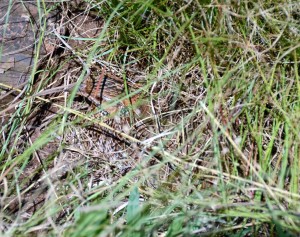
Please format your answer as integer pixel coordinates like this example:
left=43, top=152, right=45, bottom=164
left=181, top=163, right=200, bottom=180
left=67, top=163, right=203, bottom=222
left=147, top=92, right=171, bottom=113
left=1, top=0, right=300, bottom=236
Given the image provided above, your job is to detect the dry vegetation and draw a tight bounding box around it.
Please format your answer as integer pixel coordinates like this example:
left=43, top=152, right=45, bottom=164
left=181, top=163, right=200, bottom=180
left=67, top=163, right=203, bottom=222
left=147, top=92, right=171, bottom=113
left=0, top=0, right=300, bottom=236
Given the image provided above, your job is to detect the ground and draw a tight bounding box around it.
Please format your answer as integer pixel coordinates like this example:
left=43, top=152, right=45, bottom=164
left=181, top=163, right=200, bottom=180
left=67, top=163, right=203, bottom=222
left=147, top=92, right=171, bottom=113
left=0, top=1, right=300, bottom=236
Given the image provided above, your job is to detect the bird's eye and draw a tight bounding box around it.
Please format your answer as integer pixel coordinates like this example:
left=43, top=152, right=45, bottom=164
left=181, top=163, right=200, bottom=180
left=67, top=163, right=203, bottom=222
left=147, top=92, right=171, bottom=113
left=99, top=110, right=109, bottom=116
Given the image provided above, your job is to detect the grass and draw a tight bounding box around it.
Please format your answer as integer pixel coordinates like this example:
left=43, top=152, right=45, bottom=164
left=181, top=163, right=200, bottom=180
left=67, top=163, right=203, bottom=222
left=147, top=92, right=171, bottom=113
left=0, top=0, right=300, bottom=236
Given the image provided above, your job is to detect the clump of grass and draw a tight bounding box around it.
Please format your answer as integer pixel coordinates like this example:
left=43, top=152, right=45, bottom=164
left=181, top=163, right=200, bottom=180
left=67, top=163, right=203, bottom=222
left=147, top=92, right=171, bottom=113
left=1, top=0, right=300, bottom=236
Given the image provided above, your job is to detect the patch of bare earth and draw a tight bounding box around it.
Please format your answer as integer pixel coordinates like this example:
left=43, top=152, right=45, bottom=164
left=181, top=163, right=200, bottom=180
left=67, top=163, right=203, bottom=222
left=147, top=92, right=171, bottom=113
left=1, top=2, right=157, bottom=221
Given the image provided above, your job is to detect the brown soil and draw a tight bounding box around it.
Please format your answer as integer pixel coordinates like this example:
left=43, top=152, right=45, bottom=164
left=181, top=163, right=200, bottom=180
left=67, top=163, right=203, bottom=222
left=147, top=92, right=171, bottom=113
left=0, top=2, right=152, bottom=219
left=0, top=1, right=61, bottom=113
